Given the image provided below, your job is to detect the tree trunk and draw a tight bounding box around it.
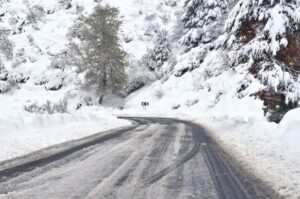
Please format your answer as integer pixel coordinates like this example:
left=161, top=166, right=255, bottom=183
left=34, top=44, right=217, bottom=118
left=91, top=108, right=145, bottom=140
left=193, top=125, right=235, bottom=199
left=99, top=95, right=104, bottom=105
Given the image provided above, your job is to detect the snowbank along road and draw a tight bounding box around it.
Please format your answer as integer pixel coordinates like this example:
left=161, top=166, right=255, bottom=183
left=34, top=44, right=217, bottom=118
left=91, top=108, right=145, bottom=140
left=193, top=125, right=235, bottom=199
left=0, top=117, right=278, bottom=199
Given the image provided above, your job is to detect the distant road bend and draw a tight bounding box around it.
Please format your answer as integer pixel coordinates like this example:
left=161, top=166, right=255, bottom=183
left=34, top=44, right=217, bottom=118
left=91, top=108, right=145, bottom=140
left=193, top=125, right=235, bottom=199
left=0, top=117, right=277, bottom=199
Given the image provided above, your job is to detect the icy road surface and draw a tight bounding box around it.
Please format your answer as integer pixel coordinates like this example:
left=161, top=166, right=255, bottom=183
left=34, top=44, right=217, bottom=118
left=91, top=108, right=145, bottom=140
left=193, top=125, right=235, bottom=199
left=0, top=117, right=275, bottom=199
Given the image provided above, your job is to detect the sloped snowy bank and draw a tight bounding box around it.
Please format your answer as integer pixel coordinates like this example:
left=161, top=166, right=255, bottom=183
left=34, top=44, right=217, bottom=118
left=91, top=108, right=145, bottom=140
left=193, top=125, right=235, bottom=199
left=118, top=105, right=300, bottom=198
left=0, top=106, right=130, bottom=162
left=120, top=74, right=300, bottom=198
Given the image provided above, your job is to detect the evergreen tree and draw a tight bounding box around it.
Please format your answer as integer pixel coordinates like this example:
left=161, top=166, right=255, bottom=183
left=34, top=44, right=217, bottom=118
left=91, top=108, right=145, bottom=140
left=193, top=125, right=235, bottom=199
left=224, top=0, right=300, bottom=121
left=144, top=30, right=172, bottom=71
left=180, top=0, right=228, bottom=47
left=69, top=5, right=127, bottom=103
left=224, top=0, right=300, bottom=92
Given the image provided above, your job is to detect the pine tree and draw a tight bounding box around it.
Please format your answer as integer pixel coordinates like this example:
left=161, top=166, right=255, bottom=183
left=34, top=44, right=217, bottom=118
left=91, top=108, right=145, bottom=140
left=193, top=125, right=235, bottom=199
left=180, top=0, right=228, bottom=47
left=144, top=30, right=172, bottom=71
left=225, top=0, right=300, bottom=91
left=69, top=5, right=127, bottom=103
left=224, top=0, right=300, bottom=121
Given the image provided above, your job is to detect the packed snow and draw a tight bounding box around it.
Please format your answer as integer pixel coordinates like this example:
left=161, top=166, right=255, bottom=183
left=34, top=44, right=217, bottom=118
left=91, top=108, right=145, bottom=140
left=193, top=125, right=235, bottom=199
left=121, top=88, right=300, bottom=198
left=0, top=106, right=130, bottom=162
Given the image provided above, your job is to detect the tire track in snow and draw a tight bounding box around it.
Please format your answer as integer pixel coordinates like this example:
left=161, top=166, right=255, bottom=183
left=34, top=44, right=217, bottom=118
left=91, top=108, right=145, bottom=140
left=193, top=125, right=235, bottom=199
left=0, top=117, right=277, bottom=199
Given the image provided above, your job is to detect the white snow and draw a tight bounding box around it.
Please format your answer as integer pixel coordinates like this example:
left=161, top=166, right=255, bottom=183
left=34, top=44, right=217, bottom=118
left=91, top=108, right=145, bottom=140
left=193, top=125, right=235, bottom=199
left=0, top=106, right=130, bottom=162
left=119, top=67, right=300, bottom=198
left=0, top=0, right=179, bottom=162
left=119, top=1, right=300, bottom=197
left=0, top=0, right=299, bottom=198
left=0, top=0, right=132, bottom=162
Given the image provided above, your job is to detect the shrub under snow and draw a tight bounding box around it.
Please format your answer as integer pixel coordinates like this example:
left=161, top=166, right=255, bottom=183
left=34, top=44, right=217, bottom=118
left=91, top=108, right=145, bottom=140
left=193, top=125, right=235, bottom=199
left=24, top=99, right=68, bottom=114
left=44, top=70, right=65, bottom=91
left=0, top=81, right=11, bottom=93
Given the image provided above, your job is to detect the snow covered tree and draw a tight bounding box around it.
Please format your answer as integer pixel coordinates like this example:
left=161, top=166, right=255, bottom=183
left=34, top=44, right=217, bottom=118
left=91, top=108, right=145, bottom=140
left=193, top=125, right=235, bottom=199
left=224, top=0, right=300, bottom=88
left=143, top=30, right=172, bottom=71
left=180, top=0, right=228, bottom=47
left=0, top=28, right=13, bottom=60
left=224, top=0, right=300, bottom=121
left=68, top=5, right=127, bottom=104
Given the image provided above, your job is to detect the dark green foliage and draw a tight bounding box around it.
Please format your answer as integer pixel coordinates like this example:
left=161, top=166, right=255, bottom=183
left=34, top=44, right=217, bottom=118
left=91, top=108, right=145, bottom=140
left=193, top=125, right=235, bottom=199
left=69, top=5, right=127, bottom=97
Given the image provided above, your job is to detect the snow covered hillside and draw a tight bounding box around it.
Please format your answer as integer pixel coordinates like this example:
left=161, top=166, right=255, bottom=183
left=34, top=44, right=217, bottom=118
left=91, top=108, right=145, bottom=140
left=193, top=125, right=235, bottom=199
left=0, top=0, right=133, bottom=161
left=125, top=0, right=300, bottom=123
left=0, top=0, right=300, bottom=197
left=0, top=0, right=179, bottom=161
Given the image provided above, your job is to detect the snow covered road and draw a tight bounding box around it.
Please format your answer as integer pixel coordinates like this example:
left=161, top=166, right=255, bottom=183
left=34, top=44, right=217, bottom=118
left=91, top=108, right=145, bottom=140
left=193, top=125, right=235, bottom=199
left=0, top=117, right=276, bottom=199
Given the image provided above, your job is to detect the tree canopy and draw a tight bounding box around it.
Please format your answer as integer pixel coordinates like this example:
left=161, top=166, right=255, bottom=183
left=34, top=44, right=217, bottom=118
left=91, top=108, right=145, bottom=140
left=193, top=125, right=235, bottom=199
left=69, top=5, right=127, bottom=100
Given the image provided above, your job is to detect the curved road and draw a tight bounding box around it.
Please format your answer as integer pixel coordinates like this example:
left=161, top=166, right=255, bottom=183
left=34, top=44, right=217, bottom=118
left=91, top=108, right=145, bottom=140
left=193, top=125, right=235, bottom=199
left=0, top=117, right=276, bottom=199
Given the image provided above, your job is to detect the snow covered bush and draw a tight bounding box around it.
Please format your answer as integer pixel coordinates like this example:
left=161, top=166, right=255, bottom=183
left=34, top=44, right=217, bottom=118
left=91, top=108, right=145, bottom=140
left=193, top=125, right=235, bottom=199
left=34, top=76, right=47, bottom=86
left=153, top=88, right=165, bottom=99
left=12, top=48, right=27, bottom=68
left=185, top=99, right=199, bottom=107
left=59, top=0, right=72, bottom=10
left=0, top=66, right=30, bottom=93
left=0, top=28, right=14, bottom=60
left=171, top=104, right=181, bottom=110
left=0, top=81, right=11, bottom=93
left=26, top=4, right=45, bottom=24
left=44, top=70, right=65, bottom=91
left=50, top=57, right=66, bottom=70
left=175, top=47, right=209, bottom=77
left=49, top=51, right=68, bottom=70
left=125, top=80, right=145, bottom=96
left=163, top=0, right=177, bottom=7
left=9, top=71, right=30, bottom=84
left=122, top=33, right=133, bottom=43
left=12, top=57, right=27, bottom=68
left=124, top=57, right=155, bottom=96
left=33, top=69, right=65, bottom=89
left=24, top=99, right=68, bottom=114
left=0, top=69, right=30, bottom=94
left=0, top=65, right=8, bottom=81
